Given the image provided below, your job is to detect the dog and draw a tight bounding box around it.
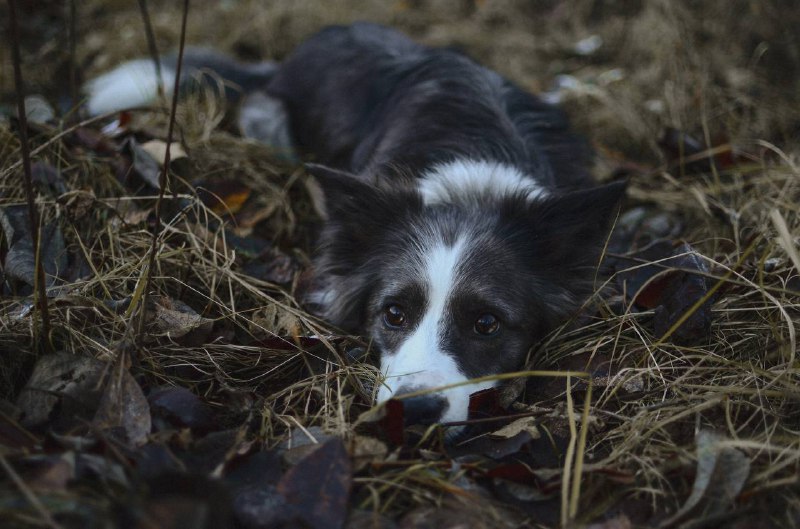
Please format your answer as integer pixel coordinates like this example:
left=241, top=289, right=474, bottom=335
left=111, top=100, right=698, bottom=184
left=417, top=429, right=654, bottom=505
left=85, top=22, right=625, bottom=432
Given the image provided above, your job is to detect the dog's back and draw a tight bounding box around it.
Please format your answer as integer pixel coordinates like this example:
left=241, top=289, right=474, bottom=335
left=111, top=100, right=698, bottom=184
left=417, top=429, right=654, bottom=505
left=267, top=22, right=592, bottom=189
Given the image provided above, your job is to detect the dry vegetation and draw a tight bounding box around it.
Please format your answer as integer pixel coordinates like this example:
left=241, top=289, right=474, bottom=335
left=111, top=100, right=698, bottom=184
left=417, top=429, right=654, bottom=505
left=1, top=1, right=800, bottom=528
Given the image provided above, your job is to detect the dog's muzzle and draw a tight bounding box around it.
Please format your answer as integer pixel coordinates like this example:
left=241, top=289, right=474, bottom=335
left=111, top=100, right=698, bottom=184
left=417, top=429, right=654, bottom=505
left=395, top=386, right=449, bottom=426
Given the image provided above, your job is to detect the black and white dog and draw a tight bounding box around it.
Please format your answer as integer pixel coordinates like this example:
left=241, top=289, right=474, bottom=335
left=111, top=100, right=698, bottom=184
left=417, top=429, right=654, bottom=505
left=86, top=23, right=625, bottom=430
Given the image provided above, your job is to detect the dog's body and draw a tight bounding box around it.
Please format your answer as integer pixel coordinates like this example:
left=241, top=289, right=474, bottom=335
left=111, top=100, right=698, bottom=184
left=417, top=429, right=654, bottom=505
left=86, top=23, right=624, bottom=430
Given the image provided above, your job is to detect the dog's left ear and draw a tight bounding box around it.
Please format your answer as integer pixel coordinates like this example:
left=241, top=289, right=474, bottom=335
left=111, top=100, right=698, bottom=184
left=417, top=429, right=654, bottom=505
left=529, top=180, right=627, bottom=264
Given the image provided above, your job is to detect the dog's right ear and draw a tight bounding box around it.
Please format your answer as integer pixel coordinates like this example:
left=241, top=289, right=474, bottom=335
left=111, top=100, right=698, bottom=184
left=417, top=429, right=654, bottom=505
left=306, top=164, right=423, bottom=327
left=305, top=163, right=375, bottom=220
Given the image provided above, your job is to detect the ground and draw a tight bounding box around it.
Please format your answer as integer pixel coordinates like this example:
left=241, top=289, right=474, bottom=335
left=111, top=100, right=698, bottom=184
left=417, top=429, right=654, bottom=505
left=1, top=1, right=799, bottom=528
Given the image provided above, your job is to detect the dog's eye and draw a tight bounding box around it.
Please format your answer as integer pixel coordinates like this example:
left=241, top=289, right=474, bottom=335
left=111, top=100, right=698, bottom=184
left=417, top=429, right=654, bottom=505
left=383, top=304, right=407, bottom=328
left=474, top=313, right=500, bottom=335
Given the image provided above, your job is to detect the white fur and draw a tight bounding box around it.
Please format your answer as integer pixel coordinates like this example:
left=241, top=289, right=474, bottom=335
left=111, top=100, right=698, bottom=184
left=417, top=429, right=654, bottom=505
left=418, top=159, right=548, bottom=205
left=84, top=60, right=176, bottom=116
left=378, top=237, right=497, bottom=424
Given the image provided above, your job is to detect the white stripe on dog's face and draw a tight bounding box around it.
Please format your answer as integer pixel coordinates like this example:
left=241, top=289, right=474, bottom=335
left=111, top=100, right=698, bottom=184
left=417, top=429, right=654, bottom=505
left=377, top=236, right=497, bottom=424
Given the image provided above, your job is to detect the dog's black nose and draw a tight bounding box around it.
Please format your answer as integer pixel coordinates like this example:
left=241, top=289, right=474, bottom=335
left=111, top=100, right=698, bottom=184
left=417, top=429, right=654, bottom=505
left=396, top=387, right=448, bottom=426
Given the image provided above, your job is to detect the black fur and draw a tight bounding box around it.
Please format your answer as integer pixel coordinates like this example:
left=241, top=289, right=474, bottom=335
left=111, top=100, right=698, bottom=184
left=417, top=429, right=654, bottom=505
left=266, top=23, right=592, bottom=188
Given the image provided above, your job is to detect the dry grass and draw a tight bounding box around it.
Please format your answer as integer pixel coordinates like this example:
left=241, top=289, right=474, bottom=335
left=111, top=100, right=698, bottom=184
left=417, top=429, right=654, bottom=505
left=1, top=1, right=800, bottom=527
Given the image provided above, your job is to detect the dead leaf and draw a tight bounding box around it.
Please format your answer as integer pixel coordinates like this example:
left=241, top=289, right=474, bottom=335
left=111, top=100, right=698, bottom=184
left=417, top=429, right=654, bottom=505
left=196, top=180, right=252, bottom=215
left=617, top=242, right=715, bottom=344
left=0, top=205, right=68, bottom=289
left=148, top=386, right=216, bottom=433
left=140, top=139, right=187, bottom=165
left=660, top=430, right=750, bottom=527
left=126, top=137, right=163, bottom=189
left=240, top=246, right=300, bottom=284
left=31, top=162, right=67, bottom=195
left=467, top=387, right=507, bottom=421
left=16, top=352, right=107, bottom=430
left=23, top=95, right=55, bottom=124
left=57, top=189, right=96, bottom=221
left=349, top=435, right=388, bottom=472
left=93, top=359, right=151, bottom=447
left=380, top=399, right=405, bottom=446
left=149, top=296, right=214, bottom=341
left=280, top=425, right=333, bottom=466
left=277, top=437, right=353, bottom=529
left=225, top=451, right=286, bottom=528
left=490, top=416, right=541, bottom=440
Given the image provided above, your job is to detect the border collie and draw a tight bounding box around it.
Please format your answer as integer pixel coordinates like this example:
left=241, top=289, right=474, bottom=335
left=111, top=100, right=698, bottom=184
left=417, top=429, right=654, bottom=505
left=86, top=22, right=625, bottom=431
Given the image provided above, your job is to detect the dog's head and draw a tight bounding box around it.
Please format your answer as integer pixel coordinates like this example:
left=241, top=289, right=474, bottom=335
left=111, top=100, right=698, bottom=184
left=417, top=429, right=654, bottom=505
left=308, top=161, right=625, bottom=432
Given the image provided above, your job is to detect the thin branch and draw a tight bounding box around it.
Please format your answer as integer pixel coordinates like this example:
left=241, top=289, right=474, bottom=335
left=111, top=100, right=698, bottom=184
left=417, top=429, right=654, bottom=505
left=7, top=0, right=52, bottom=352
left=136, top=0, right=165, bottom=102
left=68, top=0, right=78, bottom=110
left=136, top=0, right=190, bottom=341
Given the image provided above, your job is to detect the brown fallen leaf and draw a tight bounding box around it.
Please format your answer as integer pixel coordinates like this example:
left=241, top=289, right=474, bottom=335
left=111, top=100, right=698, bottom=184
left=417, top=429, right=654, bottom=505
left=148, top=386, right=216, bottom=433
left=148, top=296, right=214, bottom=342
left=659, top=430, right=750, bottom=528
left=16, top=352, right=107, bottom=430
left=616, top=241, right=715, bottom=344
left=93, top=356, right=151, bottom=447
left=0, top=205, right=68, bottom=289
left=140, top=139, right=187, bottom=165
left=277, top=437, right=353, bottom=529
left=57, top=189, right=97, bottom=221
left=489, top=416, right=541, bottom=440
left=196, top=180, right=252, bottom=215
left=125, top=137, right=163, bottom=189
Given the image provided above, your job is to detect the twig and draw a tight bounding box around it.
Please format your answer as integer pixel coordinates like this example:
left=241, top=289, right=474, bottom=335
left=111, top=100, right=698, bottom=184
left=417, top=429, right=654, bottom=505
left=7, top=0, right=52, bottom=352
left=137, top=0, right=165, bottom=102
left=68, top=0, right=77, bottom=110
left=136, top=0, right=190, bottom=341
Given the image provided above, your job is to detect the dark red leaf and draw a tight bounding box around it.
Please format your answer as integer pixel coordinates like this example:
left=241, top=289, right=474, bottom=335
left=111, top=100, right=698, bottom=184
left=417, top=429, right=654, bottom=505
left=467, top=387, right=506, bottom=420
left=616, top=241, right=715, bottom=344
left=486, top=463, right=537, bottom=483
left=380, top=399, right=405, bottom=446
left=277, top=437, right=352, bottom=529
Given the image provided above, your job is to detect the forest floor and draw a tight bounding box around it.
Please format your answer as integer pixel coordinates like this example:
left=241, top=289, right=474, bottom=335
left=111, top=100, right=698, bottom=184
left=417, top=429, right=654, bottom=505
left=1, top=1, right=799, bottom=528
